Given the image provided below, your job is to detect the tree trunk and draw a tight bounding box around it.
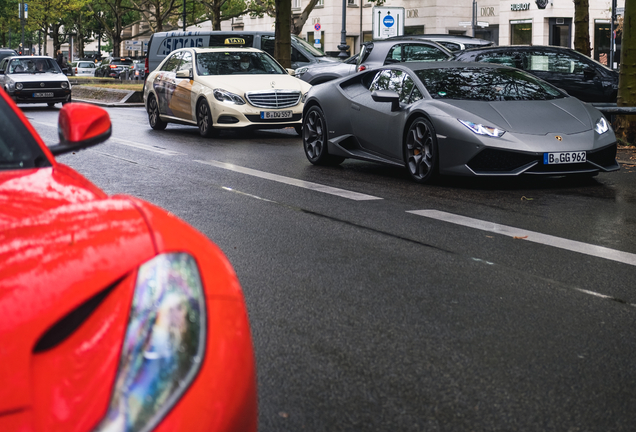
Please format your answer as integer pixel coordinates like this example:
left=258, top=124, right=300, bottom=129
left=274, top=0, right=291, bottom=68
left=573, top=0, right=591, bottom=56
left=616, top=1, right=636, bottom=144
left=212, top=3, right=221, bottom=30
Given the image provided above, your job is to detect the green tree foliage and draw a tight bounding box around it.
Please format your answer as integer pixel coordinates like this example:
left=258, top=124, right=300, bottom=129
left=0, top=0, right=20, bottom=48
left=616, top=1, right=636, bottom=144
left=89, top=0, right=140, bottom=56
left=129, top=0, right=182, bottom=32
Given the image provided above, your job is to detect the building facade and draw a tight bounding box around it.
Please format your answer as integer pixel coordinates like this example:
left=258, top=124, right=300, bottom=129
left=188, top=0, right=623, bottom=67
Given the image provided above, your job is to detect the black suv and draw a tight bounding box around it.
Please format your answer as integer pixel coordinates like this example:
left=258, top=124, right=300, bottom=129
left=454, top=45, right=618, bottom=103
left=95, top=57, right=134, bottom=78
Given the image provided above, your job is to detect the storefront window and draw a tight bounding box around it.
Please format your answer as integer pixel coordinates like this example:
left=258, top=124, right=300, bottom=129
left=511, top=20, right=532, bottom=45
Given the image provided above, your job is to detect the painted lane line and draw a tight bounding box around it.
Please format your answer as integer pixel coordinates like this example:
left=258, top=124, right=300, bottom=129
left=108, top=137, right=183, bottom=155
left=407, top=209, right=636, bottom=267
left=195, top=160, right=382, bottom=201
left=30, top=120, right=183, bottom=156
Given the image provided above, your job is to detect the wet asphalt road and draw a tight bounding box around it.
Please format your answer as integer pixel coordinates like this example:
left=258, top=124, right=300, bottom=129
left=26, top=104, right=636, bottom=431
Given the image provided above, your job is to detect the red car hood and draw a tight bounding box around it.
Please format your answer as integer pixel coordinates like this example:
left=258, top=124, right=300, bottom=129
left=0, top=164, right=156, bottom=414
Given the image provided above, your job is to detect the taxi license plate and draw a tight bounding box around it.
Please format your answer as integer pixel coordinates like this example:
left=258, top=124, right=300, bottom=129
left=33, top=92, right=54, bottom=98
left=543, top=151, right=586, bottom=165
left=261, top=111, right=292, bottom=119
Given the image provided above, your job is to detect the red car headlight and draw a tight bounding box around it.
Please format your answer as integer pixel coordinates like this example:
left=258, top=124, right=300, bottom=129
left=94, top=253, right=207, bottom=432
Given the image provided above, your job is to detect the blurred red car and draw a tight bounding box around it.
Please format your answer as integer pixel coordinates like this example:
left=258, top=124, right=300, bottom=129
left=0, top=90, right=257, bottom=432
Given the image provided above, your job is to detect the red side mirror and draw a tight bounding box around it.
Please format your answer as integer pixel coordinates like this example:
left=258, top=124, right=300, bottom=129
left=49, top=103, right=112, bottom=155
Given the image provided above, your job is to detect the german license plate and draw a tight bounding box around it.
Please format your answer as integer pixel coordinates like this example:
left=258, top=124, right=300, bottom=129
left=33, top=92, right=54, bottom=98
left=261, top=110, right=292, bottom=119
left=543, top=151, right=586, bottom=165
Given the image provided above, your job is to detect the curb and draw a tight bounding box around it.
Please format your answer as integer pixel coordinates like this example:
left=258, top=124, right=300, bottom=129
left=73, top=98, right=145, bottom=108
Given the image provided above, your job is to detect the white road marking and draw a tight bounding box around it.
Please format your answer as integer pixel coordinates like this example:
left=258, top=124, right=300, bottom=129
left=408, top=209, right=636, bottom=267
left=195, top=160, right=382, bottom=201
left=108, top=137, right=183, bottom=155
left=29, top=121, right=183, bottom=156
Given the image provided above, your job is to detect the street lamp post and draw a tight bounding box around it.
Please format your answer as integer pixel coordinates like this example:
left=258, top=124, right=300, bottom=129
left=183, top=0, right=186, bottom=31
left=337, top=0, right=349, bottom=59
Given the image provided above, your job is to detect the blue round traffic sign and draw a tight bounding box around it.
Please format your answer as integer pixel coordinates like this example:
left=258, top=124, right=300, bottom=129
left=383, top=15, right=394, bottom=27
left=314, top=23, right=321, bottom=31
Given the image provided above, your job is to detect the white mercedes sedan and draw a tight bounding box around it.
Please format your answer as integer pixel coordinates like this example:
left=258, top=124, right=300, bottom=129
left=144, top=47, right=311, bottom=136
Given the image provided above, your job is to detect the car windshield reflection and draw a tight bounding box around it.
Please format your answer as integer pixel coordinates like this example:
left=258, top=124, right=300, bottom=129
left=416, top=67, right=565, bottom=101
left=8, top=58, right=60, bottom=74
left=196, top=51, right=286, bottom=76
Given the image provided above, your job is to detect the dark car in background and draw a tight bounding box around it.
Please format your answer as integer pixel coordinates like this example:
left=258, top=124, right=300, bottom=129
left=454, top=45, right=618, bottom=103
left=0, top=48, right=18, bottom=63
left=95, top=57, right=134, bottom=78
left=297, top=39, right=452, bottom=85
left=388, top=34, right=495, bottom=52
left=295, top=54, right=359, bottom=85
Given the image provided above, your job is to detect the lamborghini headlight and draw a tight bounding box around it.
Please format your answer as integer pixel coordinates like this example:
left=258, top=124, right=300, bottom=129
left=95, top=253, right=206, bottom=432
left=213, top=88, right=246, bottom=105
left=458, top=119, right=505, bottom=138
left=594, top=117, right=609, bottom=134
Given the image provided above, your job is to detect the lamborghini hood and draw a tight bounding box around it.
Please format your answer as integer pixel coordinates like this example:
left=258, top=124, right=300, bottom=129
left=440, top=97, right=596, bottom=135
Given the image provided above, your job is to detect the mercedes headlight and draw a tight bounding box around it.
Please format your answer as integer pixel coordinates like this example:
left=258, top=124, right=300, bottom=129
left=594, top=117, right=609, bottom=134
left=301, top=92, right=308, bottom=103
left=213, top=88, right=246, bottom=105
left=458, top=119, right=505, bottom=138
left=95, top=253, right=206, bottom=432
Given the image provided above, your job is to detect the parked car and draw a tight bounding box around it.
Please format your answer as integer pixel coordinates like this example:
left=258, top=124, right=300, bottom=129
left=454, top=45, right=619, bottom=103
left=95, top=57, right=134, bottom=78
left=131, top=62, right=145, bottom=80
left=74, top=60, right=96, bottom=76
left=144, top=47, right=311, bottom=136
left=0, top=90, right=258, bottom=431
left=0, top=47, right=18, bottom=63
left=0, top=56, right=71, bottom=107
left=297, top=40, right=452, bottom=85
left=356, top=39, right=453, bottom=72
left=302, top=62, right=618, bottom=183
left=145, top=30, right=340, bottom=76
left=295, top=54, right=359, bottom=85
left=388, top=34, right=495, bottom=52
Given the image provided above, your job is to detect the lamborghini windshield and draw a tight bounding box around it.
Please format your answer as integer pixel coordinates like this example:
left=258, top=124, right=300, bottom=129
left=417, top=67, right=566, bottom=101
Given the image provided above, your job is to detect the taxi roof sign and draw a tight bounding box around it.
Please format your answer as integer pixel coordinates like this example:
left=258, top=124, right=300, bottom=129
left=225, top=38, right=246, bottom=45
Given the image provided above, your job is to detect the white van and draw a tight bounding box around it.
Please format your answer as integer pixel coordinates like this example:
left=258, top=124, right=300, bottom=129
left=145, top=31, right=339, bottom=74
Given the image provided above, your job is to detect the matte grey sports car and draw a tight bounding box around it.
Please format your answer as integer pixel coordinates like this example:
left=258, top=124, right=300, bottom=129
left=301, top=62, right=619, bottom=183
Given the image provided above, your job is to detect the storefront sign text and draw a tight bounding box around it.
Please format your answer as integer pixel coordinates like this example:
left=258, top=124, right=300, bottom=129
left=511, top=3, right=530, bottom=11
